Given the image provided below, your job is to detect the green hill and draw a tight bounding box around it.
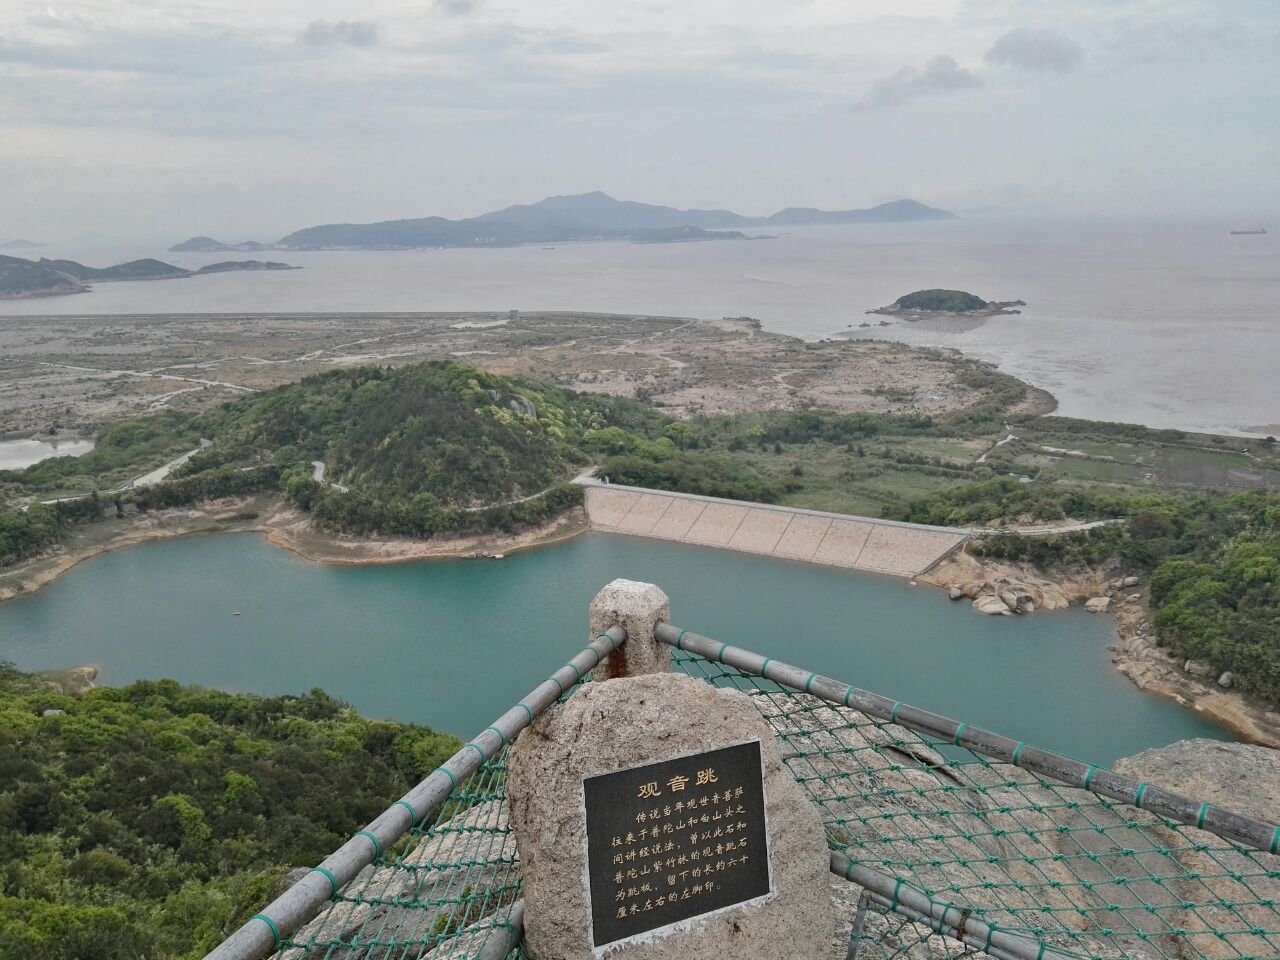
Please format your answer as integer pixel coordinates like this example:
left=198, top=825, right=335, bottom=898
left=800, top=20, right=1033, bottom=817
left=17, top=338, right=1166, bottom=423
left=893, top=289, right=989, bottom=312
left=175, top=361, right=662, bottom=536
left=0, top=663, right=459, bottom=959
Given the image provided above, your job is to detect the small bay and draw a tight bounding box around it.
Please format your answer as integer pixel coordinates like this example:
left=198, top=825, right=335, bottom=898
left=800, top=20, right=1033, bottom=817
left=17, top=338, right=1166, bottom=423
left=0, top=531, right=1224, bottom=765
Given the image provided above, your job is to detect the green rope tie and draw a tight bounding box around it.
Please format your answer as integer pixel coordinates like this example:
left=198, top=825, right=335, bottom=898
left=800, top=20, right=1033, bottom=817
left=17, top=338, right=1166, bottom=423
left=565, top=661, right=584, bottom=682
left=393, top=799, right=418, bottom=826
left=1083, top=764, right=1099, bottom=791
left=310, top=866, right=338, bottom=898
left=463, top=742, right=486, bottom=763
left=804, top=672, right=817, bottom=693
left=843, top=686, right=854, bottom=708
left=1270, top=825, right=1279, bottom=855
left=1011, top=742, right=1026, bottom=767
left=890, top=701, right=903, bottom=724
left=890, top=877, right=903, bottom=910
left=715, top=641, right=728, bottom=662
left=549, top=675, right=566, bottom=696
left=515, top=702, right=534, bottom=724
left=952, top=723, right=968, bottom=746
left=485, top=725, right=509, bottom=746
left=984, top=921, right=998, bottom=951
left=250, top=914, right=281, bottom=949
left=1196, top=802, right=1208, bottom=830
left=675, top=628, right=688, bottom=650
left=1134, top=783, right=1148, bottom=809
left=759, top=657, right=773, bottom=678
left=355, top=830, right=382, bottom=859
left=1036, top=943, right=1046, bottom=960
left=433, top=766, right=458, bottom=790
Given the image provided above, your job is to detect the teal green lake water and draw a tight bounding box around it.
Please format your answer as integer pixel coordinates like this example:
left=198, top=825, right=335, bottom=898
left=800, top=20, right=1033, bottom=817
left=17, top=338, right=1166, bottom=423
left=0, top=532, right=1225, bottom=765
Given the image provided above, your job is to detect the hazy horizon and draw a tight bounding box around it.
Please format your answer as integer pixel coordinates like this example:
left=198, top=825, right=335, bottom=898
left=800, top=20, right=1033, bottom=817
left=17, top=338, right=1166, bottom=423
left=3, top=0, right=1278, bottom=242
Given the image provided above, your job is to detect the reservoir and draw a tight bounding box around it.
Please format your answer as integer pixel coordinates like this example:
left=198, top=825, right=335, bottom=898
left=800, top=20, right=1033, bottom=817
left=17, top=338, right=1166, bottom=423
left=0, top=531, right=1224, bottom=765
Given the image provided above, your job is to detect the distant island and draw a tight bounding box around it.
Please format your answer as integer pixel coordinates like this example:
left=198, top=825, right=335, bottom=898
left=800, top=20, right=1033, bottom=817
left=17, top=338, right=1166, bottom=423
left=169, top=235, right=273, bottom=253
left=0, top=254, right=297, bottom=300
left=870, top=289, right=1025, bottom=320
left=0, top=239, right=48, bottom=250
left=173, top=191, right=957, bottom=252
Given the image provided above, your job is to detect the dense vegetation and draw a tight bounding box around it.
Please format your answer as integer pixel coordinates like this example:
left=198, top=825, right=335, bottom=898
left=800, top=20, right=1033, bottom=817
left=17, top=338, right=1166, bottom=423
left=0, top=664, right=460, bottom=959
left=0, top=498, right=102, bottom=569
left=910, top=480, right=1280, bottom=699
left=892, top=289, right=988, bottom=312
left=178, top=361, right=663, bottom=537
left=0, top=413, right=201, bottom=497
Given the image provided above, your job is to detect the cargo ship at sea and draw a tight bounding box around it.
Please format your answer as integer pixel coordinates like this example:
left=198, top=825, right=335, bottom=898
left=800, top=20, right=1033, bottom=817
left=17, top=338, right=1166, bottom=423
left=1230, top=227, right=1267, bottom=235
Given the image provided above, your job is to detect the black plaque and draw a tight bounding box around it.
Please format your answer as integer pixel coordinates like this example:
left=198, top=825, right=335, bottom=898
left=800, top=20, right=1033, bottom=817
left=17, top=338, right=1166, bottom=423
left=583, top=740, right=772, bottom=951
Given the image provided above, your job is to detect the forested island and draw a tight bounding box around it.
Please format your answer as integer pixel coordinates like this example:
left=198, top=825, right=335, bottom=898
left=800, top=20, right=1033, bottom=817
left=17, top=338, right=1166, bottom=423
left=870, top=289, right=1025, bottom=319
left=0, top=255, right=297, bottom=300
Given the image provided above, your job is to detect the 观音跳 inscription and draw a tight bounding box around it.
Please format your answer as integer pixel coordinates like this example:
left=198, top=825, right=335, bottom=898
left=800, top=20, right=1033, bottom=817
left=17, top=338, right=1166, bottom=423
left=583, top=740, right=772, bottom=951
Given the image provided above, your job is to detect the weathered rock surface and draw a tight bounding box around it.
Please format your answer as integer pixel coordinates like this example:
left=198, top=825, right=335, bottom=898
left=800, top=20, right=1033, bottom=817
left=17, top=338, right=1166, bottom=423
left=972, top=594, right=1012, bottom=615
left=506, top=673, right=840, bottom=960
left=1217, top=671, right=1234, bottom=689
left=1113, top=739, right=1280, bottom=960
left=1183, top=659, right=1213, bottom=677
left=1084, top=596, right=1111, bottom=613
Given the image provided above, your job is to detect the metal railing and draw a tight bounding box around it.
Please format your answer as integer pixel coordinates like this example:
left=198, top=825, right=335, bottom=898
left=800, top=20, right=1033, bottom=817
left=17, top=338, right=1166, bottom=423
left=204, top=593, right=1280, bottom=960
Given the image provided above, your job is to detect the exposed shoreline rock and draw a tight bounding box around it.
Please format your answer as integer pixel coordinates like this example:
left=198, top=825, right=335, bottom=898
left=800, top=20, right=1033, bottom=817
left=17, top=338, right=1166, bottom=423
left=923, top=547, right=1280, bottom=749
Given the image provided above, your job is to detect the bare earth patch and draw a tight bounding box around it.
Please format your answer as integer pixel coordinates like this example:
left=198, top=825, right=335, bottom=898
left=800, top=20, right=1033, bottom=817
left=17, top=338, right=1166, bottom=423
left=0, top=312, right=1024, bottom=436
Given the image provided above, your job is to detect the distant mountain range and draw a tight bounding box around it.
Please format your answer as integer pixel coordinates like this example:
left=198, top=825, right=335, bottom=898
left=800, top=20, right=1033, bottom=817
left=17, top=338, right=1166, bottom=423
left=0, top=255, right=297, bottom=300
left=172, top=192, right=957, bottom=252
left=0, top=239, right=48, bottom=250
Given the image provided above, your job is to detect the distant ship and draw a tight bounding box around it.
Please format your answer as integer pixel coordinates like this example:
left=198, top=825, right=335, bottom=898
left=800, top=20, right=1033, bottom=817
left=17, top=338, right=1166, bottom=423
left=1230, top=227, right=1267, bottom=235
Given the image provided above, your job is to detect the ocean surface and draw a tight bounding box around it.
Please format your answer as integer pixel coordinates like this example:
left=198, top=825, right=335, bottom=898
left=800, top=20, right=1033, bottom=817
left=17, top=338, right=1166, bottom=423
left=3, top=218, right=1277, bottom=436
left=0, top=531, right=1225, bottom=765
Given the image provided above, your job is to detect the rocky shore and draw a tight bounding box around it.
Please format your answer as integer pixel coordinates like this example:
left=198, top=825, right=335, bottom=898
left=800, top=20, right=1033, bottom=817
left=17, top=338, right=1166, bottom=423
left=922, top=548, right=1280, bottom=749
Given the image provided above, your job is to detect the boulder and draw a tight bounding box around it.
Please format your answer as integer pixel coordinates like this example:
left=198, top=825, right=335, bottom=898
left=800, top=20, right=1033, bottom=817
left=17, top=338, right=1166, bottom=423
left=1217, top=672, right=1234, bottom=689
left=972, top=595, right=1012, bottom=616
left=1121, top=576, right=1141, bottom=588
left=947, top=585, right=965, bottom=600
left=1084, top=597, right=1111, bottom=613
left=507, top=673, right=840, bottom=960
left=1183, top=659, right=1213, bottom=678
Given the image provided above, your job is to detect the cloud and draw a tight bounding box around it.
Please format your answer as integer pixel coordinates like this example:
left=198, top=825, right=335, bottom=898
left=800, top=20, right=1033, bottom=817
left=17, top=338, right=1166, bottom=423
left=984, top=28, right=1082, bottom=73
left=858, top=55, right=980, bottom=110
left=299, top=20, right=379, bottom=48
left=435, top=0, right=478, bottom=15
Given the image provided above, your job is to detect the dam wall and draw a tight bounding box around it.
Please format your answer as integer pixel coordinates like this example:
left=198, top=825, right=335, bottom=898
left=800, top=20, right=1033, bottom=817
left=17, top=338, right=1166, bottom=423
left=581, top=481, right=967, bottom=578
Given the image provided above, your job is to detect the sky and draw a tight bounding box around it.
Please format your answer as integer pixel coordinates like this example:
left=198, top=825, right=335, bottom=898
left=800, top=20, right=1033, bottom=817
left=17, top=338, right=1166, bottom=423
left=1, top=0, right=1278, bottom=242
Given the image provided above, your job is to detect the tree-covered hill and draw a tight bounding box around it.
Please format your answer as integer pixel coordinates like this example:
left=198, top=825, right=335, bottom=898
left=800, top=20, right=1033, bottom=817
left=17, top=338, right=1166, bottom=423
left=0, top=664, right=460, bottom=959
left=177, top=361, right=664, bottom=536
left=893, top=289, right=988, bottom=312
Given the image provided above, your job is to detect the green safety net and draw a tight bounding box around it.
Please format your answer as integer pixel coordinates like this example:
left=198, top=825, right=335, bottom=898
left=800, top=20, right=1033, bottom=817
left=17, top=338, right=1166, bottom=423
left=265, top=646, right=1280, bottom=960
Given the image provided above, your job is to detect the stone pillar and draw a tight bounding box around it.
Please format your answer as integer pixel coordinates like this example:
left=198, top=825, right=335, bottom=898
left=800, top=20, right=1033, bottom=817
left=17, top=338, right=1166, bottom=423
left=590, top=579, right=670, bottom=680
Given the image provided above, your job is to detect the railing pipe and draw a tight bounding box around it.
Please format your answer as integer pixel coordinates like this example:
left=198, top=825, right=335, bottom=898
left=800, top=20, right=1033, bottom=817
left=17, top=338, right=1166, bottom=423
left=654, top=622, right=1280, bottom=855
left=830, top=852, right=1083, bottom=960
left=203, top=627, right=626, bottom=960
